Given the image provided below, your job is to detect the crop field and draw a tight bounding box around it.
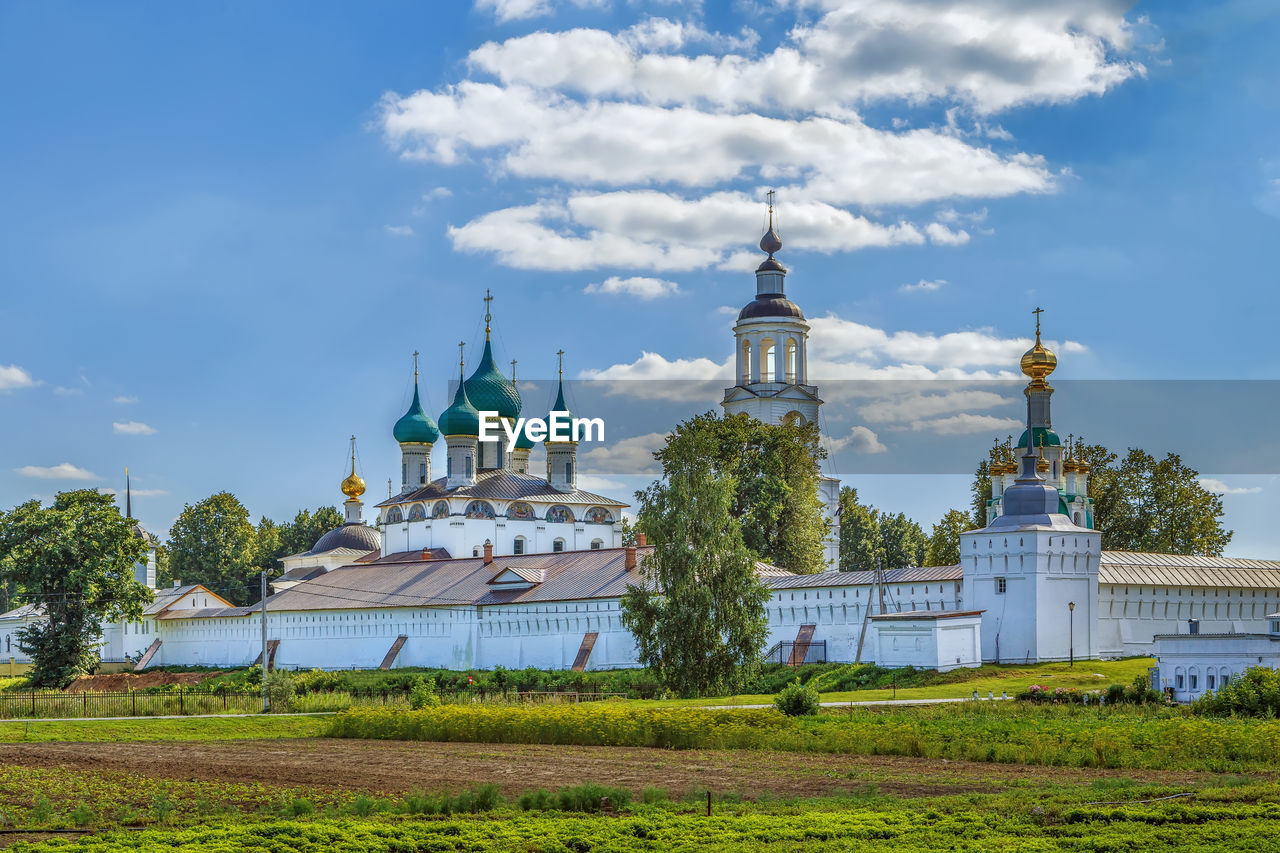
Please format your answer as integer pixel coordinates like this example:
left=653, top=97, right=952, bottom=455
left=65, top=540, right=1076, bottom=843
left=2, top=704, right=1279, bottom=850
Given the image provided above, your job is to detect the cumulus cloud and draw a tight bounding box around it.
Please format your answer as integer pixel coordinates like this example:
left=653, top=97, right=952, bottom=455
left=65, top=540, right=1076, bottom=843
left=824, top=425, right=888, bottom=454
left=53, top=386, right=84, bottom=396
left=584, top=275, right=680, bottom=299
left=384, top=224, right=415, bottom=237
left=1199, top=478, right=1263, bottom=496
left=383, top=3, right=1148, bottom=273
left=858, top=389, right=1012, bottom=424
left=16, top=463, right=97, bottom=480
left=908, top=413, right=1023, bottom=435
left=113, top=395, right=139, bottom=404
left=0, top=365, right=37, bottom=391
left=900, top=278, right=947, bottom=294
left=575, top=474, right=630, bottom=495
left=113, top=421, right=157, bottom=436
left=580, top=431, right=669, bottom=475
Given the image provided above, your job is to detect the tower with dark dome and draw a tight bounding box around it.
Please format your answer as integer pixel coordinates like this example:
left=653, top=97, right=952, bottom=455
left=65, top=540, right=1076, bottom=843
left=721, top=195, right=821, bottom=427
left=464, top=292, right=522, bottom=471
left=721, top=195, right=839, bottom=568
left=440, top=343, right=481, bottom=490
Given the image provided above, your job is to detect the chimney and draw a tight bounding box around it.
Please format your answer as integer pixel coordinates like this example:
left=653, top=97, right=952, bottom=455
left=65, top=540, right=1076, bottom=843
left=173, top=580, right=181, bottom=589
left=636, top=533, right=647, bottom=547
left=624, top=545, right=637, bottom=571
left=483, top=541, right=494, bottom=565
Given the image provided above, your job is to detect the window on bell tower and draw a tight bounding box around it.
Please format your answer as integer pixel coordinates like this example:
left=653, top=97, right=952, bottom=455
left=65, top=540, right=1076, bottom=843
left=761, top=338, right=776, bottom=382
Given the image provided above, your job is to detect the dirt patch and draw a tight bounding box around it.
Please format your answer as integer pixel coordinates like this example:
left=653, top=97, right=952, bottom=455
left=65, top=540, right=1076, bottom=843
left=65, top=671, right=225, bottom=692
left=0, top=739, right=1226, bottom=800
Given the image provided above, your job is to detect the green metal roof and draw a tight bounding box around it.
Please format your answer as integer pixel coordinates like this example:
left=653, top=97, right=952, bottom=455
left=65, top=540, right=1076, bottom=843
left=439, top=377, right=480, bottom=437
left=393, top=383, right=439, bottom=444
left=464, top=340, right=521, bottom=420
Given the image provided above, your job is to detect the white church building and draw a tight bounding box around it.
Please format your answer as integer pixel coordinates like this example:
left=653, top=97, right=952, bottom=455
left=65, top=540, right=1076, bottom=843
left=5, top=205, right=1280, bottom=679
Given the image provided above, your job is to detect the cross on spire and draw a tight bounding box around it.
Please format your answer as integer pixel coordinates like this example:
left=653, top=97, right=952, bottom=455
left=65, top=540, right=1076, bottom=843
left=766, top=189, right=775, bottom=228
left=1032, top=306, right=1044, bottom=340
left=556, top=348, right=565, bottom=380
left=510, top=358, right=517, bottom=382
left=348, top=435, right=357, bottom=474
left=412, top=350, right=419, bottom=382
left=484, top=289, right=494, bottom=339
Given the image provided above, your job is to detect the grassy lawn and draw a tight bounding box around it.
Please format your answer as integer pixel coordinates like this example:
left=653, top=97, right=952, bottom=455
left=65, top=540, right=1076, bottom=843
left=0, top=714, right=328, bottom=743
left=647, top=657, right=1155, bottom=706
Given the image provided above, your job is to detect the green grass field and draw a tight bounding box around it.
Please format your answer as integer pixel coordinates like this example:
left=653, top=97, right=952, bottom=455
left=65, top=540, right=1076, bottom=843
left=0, top=714, right=327, bottom=743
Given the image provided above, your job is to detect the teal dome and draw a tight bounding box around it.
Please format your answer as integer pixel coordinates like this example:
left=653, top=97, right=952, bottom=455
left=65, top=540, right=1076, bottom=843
left=464, top=340, right=521, bottom=420
left=439, top=378, right=480, bottom=437
left=1017, top=427, right=1061, bottom=450
left=514, top=420, right=535, bottom=450
left=545, top=379, right=573, bottom=444
left=393, top=384, right=439, bottom=444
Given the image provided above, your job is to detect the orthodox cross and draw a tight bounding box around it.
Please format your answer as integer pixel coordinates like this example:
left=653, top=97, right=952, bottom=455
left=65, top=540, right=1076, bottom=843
left=1032, top=306, right=1044, bottom=337
left=412, top=350, right=419, bottom=382
left=484, top=289, right=494, bottom=337
left=556, top=348, right=565, bottom=380
left=510, top=359, right=517, bottom=382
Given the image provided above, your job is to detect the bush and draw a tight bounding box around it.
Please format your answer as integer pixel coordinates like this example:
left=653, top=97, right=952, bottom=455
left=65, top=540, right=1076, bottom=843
left=409, top=676, right=440, bottom=710
left=1195, top=667, right=1280, bottom=717
left=774, top=679, right=820, bottom=716
left=554, top=784, right=631, bottom=812
left=265, top=673, right=295, bottom=712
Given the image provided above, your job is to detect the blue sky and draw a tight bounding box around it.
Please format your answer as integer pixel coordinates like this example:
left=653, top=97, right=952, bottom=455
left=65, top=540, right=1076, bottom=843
left=2, top=1, right=1278, bottom=554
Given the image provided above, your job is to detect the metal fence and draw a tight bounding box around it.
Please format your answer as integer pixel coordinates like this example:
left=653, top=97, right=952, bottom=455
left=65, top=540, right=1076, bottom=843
left=764, top=641, right=827, bottom=666
left=0, top=688, right=631, bottom=720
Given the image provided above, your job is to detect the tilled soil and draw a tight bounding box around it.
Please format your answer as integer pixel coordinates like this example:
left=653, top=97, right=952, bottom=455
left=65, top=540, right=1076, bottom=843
left=0, top=739, right=1226, bottom=799
left=65, top=672, right=224, bottom=692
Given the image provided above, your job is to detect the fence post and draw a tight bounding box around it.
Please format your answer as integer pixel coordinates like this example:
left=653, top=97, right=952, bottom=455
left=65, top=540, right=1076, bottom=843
left=132, top=691, right=136, bottom=717
left=83, top=692, right=87, bottom=716
left=31, top=692, right=35, bottom=716
left=180, top=687, right=185, bottom=715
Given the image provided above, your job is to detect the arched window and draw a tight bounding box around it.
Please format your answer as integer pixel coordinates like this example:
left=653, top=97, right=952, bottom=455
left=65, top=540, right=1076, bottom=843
left=432, top=501, right=450, bottom=519
left=547, top=505, right=574, bottom=524
left=513, top=536, right=526, bottom=555
left=408, top=504, right=426, bottom=522
left=385, top=507, right=404, bottom=524
left=507, top=501, right=535, bottom=520
left=784, top=338, right=798, bottom=383
left=760, top=337, right=776, bottom=382
left=782, top=410, right=805, bottom=426
left=740, top=340, right=751, bottom=383
left=585, top=507, right=613, bottom=524
left=1073, top=511, right=1082, bottom=525
left=465, top=501, right=496, bottom=519
left=590, top=539, right=603, bottom=550
left=552, top=538, right=566, bottom=552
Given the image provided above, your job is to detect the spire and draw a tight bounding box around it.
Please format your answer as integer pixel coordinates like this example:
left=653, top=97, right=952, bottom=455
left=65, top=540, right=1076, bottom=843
left=125, top=467, right=132, bottom=519
left=552, top=349, right=570, bottom=414
left=394, top=352, right=439, bottom=445
left=511, top=359, right=517, bottom=382
left=483, top=289, right=494, bottom=340
left=759, top=189, right=782, bottom=258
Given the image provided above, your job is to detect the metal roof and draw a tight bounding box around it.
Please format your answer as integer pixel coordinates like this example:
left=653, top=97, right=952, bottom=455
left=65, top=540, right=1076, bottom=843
left=767, top=565, right=962, bottom=590
left=376, top=470, right=628, bottom=509
left=1098, top=551, right=1280, bottom=589
left=870, top=609, right=984, bottom=621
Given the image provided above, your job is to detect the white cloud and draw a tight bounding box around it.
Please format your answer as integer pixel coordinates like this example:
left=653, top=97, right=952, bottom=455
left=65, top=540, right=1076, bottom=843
left=53, top=386, right=84, bottom=396
left=384, top=224, right=415, bottom=237
left=584, top=275, right=680, bottom=300
left=475, top=0, right=604, bottom=24
left=908, top=413, right=1023, bottom=436
left=384, top=2, right=1148, bottom=273
left=858, top=389, right=1012, bottom=424
left=575, top=474, right=630, bottom=495
left=423, top=186, right=453, bottom=200
left=113, top=421, right=157, bottom=436
left=114, top=395, right=139, bottom=404
left=102, top=487, right=169, bottom=497
left=1199, top=478, right=1263, bottom=496
left=824, top=425, right=887, bottom=454
left=900, top=278, right=947, bottom=294
left=580, top=431, right=669, bottom=475
left=16, top=463, right=97, bottom=480
left=0, top=365, right=37, bottom=391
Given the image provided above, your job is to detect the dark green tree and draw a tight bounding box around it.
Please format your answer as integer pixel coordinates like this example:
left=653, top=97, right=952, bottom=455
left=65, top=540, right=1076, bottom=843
left=923, top=509, right=975, bottom=567
left=0, top=490, right=152, bottom=687
left=837, top=487, right=883, bottom=571
left=253, top=516, right=283, bottom=570
left=620, top=423, right=772, bottom=697
left=879, top=512, right=927, bottom=570
left=650, top=412, right=828, bottom=574
left=276, top=507, right=344, bottom=559
left=168, top=492, right=257, bottom=605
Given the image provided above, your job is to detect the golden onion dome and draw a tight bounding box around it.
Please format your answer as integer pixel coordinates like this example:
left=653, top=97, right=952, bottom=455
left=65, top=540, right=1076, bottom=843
left=1020, top=310, right=1057, bottom=381
left=341, top=468, right=366, bottom=500
left=1063, top=456, right=1081, bottom=473
left=1036, top=457, right=1050, bottom=474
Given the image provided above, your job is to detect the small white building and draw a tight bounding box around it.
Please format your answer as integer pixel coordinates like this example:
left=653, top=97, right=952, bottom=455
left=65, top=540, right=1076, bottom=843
left=871, top=610, right=984, bottom=672
left=1153, top=614, right=1280, bottom=702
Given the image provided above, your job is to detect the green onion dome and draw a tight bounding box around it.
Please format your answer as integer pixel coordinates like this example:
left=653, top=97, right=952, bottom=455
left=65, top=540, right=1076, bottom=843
left=1017, top=427, right=1061, bottom=450
left=544, top=379, right=573, bottom=444
left=393, top=383, right=439, bottom=444
left=464, top=340, right=521, bottom=420
left=439, top=377, right=480, bottom=437
left=514, top=419, right=535, bottom=450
